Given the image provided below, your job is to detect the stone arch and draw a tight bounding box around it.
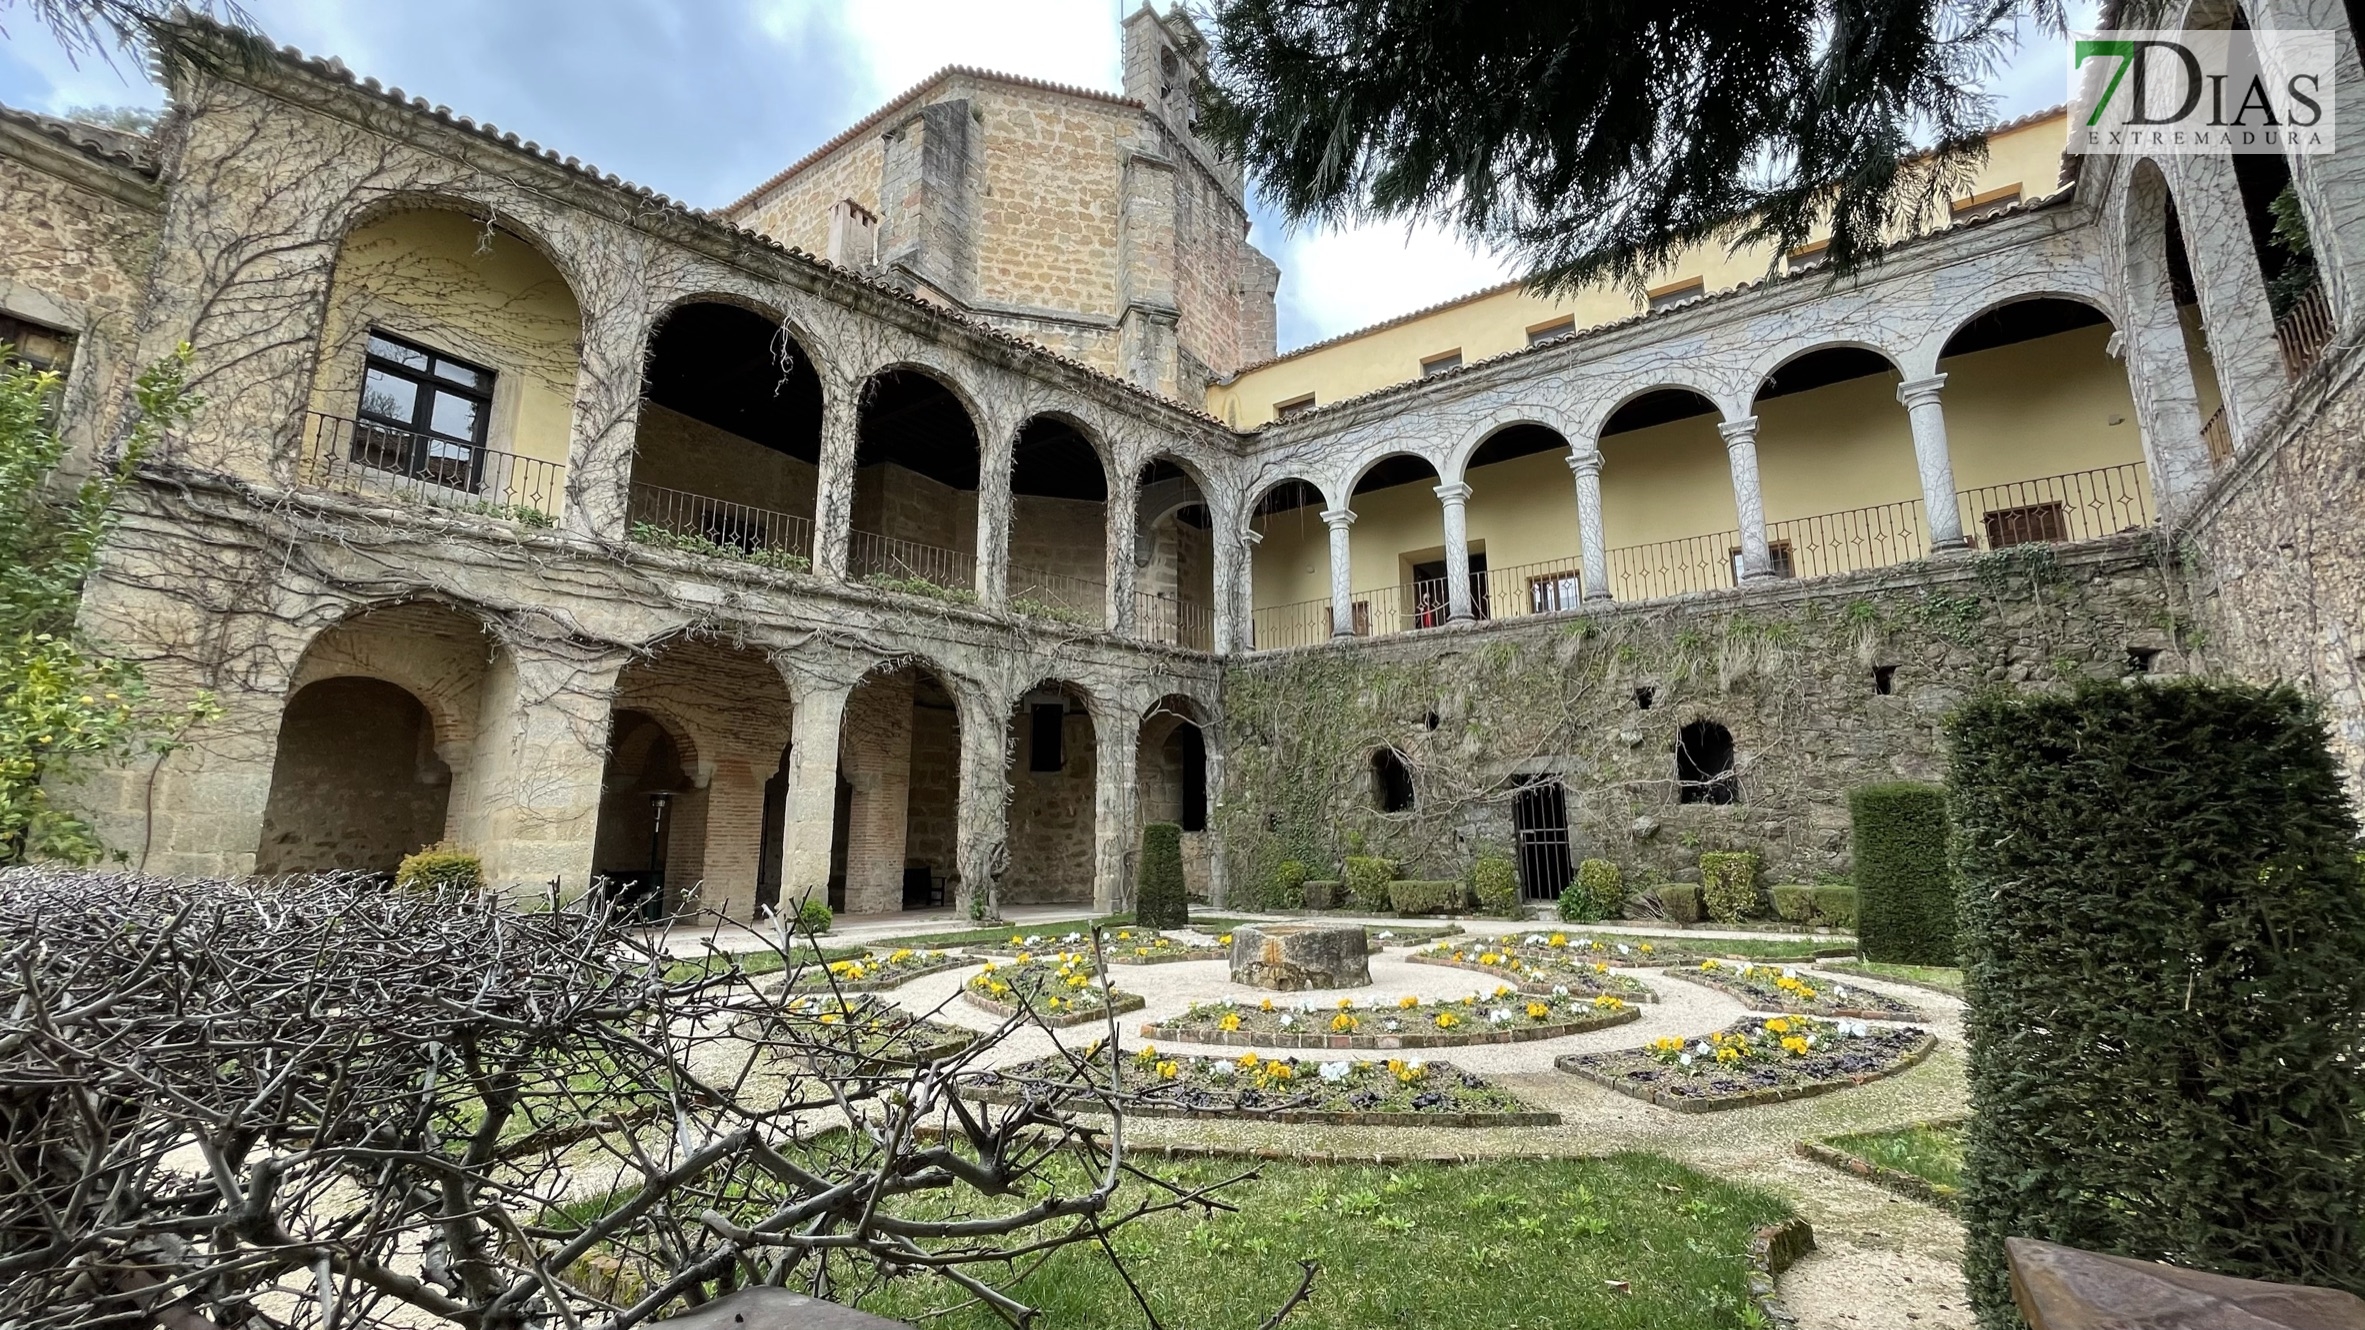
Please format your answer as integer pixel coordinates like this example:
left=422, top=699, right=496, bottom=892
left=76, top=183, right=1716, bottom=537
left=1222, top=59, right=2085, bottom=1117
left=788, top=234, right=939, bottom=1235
left=848, top=363, right=988, bottom=592
left=1576, top=378, right=1740, bottom=444
left=1915, top=284, right=2120, bottom=379
left=2113, top=156, right=2218, bottom=510
left=281, top=600, right=503, bottom=757
left=1133, top=451, right=1221, bottom=649
left=1005, top=678, right=1102, bottom=905
left=1340, top=447, right=1448, bottom=501
left=1443, top=404, right=1583, bottom=481
left=1674, top=718, right=1739, bottom=805
left=1007, top=411, right=1115, bottom=624
left=831, top=655, right=970, bottom=913
left=1744, top=339, right=1908, bottom=404
left=326, top=191, right=591, bottom=304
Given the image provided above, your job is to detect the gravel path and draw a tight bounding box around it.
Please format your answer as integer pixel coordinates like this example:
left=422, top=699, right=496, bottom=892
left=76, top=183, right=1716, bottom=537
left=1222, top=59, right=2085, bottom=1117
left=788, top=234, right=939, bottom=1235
left=860, top=927, right=1971, bottom=1330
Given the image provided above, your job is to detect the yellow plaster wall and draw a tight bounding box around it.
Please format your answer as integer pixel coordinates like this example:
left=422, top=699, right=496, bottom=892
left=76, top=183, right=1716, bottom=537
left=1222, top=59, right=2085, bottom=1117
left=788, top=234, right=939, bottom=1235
left=1247, top=320, right=2147, bottom=616
left=1211, top=112, right=2073, bottom=427
left=308, top=209, right=581, bottom=467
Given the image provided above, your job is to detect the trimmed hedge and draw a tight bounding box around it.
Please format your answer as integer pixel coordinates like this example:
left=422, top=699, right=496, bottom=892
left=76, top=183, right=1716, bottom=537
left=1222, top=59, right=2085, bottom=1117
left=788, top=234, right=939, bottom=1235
left=1269, top=858, right=1310, bottom=909
left=1658, top=883, right=1703, bottom=924
left=1582, top=858, right=1624, bottom=919
left=1810, top=885, right=1857, bottom=930
left=1699, top=851, right=1758, bottom=924
left=1301, top=879, right=1341, bottom=910
left=1850, top=782, right=1954, bottom=965
left=1135, top=822, right=1189, bottom=930
left=794, top=898, right=833, bottom=935
left=1952, top=682, right=2365, bottom=1326
left=395, top=844, right=481, bottom=894
left=1343, top=855, right=1395, bottom=911
left=1388, top=879, right=1467, bottom=915
left=1470, top=856, right=1520, bottom=916
left=1769, top=884, right=1814, bottom=923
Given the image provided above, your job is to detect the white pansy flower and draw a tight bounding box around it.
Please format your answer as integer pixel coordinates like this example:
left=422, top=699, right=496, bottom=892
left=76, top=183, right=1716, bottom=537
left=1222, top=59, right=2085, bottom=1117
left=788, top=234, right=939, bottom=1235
left=1526, top=933, right=1545, bottom=946
left=1693, top=1041, right=1713, bottom=1056
left=1377, top=930, right=1396, bottom=940
left=1679, top=1052, right=1695, bottom=1067
left=1552, top=985, right=1570, bottom=997
left=1490, top=1008, right=1514, bottom=1024
left=1405, top=1058, right=1427, bottom=1073
left=1279, top=1013, right=1297, bottom=1028
left=1615, top=943, right=1631, bottom=955
left=1385, top=1018, right=1401, bottom=1032
left=1208, top=1059, right=1234, bottom=1077
left=1319, top=1060, right=1353, bottom=1082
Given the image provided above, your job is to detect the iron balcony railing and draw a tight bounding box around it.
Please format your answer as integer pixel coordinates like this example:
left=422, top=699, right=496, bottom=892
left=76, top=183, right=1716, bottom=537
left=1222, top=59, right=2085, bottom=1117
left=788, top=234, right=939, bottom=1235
left=2200, top=405, right=2233, bottom=469
left=2275, top=278, right=2337, bottom=379
left=1247, top=461, right=2155, bottom=650
left=1133, top=589, right=1215, bottom=651
left=297, top=411, right=565, bottom=522
left=1009, top=565, right=1107, bottom=627
left=848, top=528, right=977, bottom=598
left=627, top=482, right=813, bottom=566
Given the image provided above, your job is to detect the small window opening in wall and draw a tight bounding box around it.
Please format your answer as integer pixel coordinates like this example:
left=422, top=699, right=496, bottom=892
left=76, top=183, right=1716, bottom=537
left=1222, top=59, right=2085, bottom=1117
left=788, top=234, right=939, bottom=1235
left=1526, top=316, right=1576, bottom=346
left=1633, top=686, right=1655, bottom=710
left=1873, top=665, right=1897, bottom=696
left=1675, top=720, right=1740, bottom=805
left=0, top=312, right=75, bottom=374
left=1273, top=392, right=1317, bottom=420
left=1028, top=703, right=1065, bottom=772
left=1420, top=349, right=1463, bottom=377
left=1372, top=748, right=1416, bottom=813
left=1646, top=277, right=1706, bottom=312
left=2126, top=646, right=2162, bottom=675
left=1424, top=708, right=1440, bottom=731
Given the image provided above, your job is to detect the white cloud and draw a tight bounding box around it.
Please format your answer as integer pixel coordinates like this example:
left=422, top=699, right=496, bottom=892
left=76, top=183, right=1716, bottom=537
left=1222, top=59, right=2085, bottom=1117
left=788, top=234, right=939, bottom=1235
left=763, top=0, right=1123, bottom=104
left=1260, top=216, right=1520, bottom=350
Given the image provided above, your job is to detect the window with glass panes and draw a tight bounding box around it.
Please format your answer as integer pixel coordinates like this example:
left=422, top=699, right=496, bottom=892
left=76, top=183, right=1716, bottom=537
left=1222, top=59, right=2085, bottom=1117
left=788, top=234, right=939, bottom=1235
left=355, top=332, right=494, bottom=490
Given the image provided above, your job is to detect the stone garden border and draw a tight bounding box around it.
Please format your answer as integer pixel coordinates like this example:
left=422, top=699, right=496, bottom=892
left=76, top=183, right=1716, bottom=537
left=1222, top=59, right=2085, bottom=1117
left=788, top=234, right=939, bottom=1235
left=1750, top=1217, right=1818, bottom=1328
left=1403, top=953, right=1662, bottom=1001
left=964, top=946, right=1223, bottom=967
left=1813, top=961, right=1965, bottom=1001
left=960, top=988, right=1146, bottom=1028
left=1556, top=1030, right=1938, bottom=1114
left=1793, top=1118, right=1967, bottom=1213
left=774, top=954, right=972, bottom=993
left=1140, top=1002, right=1640, bottom=1051
left=1656, top=966, right=1923, bottom=1021
left=960, top=1067, right=1561, bottom=1129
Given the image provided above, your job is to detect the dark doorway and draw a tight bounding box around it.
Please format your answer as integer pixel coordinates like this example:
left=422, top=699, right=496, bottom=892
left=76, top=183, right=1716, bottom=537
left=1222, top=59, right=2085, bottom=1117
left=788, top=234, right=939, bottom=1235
left=1676, top=721, right=1740, bottom=805
left=1512, top=776, right=1574, bottom=901
left=1372, top=748, right=1416, bottom=812
left=826, top=776, right=854, bottom=912
left=755, top=740, right=793, bottom=913
left=1177, top=723, right=1208, bottom=832
left=1409, top=553, right=1490, bottom=627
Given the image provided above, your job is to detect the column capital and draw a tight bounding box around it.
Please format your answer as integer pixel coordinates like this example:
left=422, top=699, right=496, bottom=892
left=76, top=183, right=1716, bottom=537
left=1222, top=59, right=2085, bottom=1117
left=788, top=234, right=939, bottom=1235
left=1431, top=480, right=1472, bottom=504
left=1240, top=528, right=1264, bottom=547
left=1566, top=449, right=1604, bottom=477
left=1319, top=507, right=1357, bottom=530
left=1716, top=415, right=1760, bottom=449
left=1896, top=373, right=1948, bottom=408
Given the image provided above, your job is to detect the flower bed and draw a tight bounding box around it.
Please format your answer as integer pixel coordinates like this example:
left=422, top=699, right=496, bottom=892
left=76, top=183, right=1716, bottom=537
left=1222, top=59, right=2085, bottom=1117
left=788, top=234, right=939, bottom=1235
left=961, top=955, right=1144, bottom=1028
left=755, top=994, right=976, bottom=1073
left=973, top=929, right=1231, bottom=965
left=965, top=1043, right=1558, bottom=1126
left=1797, top=1120, right=1966, bottom=1212
left=1142, top=987, right=1640, bottom=1050
left=777, top=947, right=967, bottom=992
left=1556, top=1017, right=1936, bottom=1113
left=1359, top=924, right=1465, bottom=950
left=1407, top=934, right=1661, bottom=1000
left=1657, top=960, right=1921, bottom=1020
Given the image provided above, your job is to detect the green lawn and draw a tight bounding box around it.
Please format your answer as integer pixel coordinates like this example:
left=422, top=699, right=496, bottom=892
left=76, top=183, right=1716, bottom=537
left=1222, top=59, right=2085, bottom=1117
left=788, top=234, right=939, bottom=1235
left=1818, top=960, right=1964, bottom=997
left=1563, top=931, right=1850, bottom=961
left=660, top=942, right=866, bottom=983
left=1822, top=1122, right=1965, bottom=1194
left=851, top=1153, right=1792, bottom=1330
left=867, top=913, right=1261, bottom=951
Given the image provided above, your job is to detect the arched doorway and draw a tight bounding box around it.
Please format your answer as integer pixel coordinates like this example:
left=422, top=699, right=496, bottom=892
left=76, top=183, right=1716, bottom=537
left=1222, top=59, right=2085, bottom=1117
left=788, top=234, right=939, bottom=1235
left=849, top=370, right=981, bottom=594
left=1137, top=694, right=1211, bottom=901
left=833, top=662, right=963, bottom=913
left=1005, top=682, right=1098, bottom=905
left=591, top=710, right=691, bottom=921
left=255, top=677, right=449, bottom=877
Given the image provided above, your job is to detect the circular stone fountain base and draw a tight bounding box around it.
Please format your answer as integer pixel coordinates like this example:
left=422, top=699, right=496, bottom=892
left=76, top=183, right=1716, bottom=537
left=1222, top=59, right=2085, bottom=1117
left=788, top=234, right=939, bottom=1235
left=1229, top=923, right=1372, bottom=991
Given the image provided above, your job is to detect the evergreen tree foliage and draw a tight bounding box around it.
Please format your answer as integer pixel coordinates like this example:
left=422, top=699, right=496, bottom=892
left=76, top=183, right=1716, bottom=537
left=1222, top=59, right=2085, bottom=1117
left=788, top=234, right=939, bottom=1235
left=1850, top=782, right=1956, bottom=965
left=1136, top=821, right=1190, bottom=930
left=1950, top=682, right=2365, bottom=1325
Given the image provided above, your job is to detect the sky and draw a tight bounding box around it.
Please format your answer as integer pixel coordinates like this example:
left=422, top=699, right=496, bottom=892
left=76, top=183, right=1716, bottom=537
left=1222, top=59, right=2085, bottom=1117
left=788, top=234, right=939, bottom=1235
left=0, top=0, right=2090, bottom=352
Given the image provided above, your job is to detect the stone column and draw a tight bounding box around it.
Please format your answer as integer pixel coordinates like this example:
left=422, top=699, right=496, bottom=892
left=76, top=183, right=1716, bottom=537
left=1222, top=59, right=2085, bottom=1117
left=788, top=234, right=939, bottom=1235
left=695, top=748, right=769, bottom=921
left=1717, top=416, right=1774, bottom=582
left=811, top=389, right=860, bottom=581
left=1107, top=463, right=1140, bottom=636
left=836, top=672, right=914, bottom=915
left=1207, top=505, right=1240, bottom=655
left=1203, top=730, right=1230, bottom=907
left=1896, top=375, right=1970, bottom=552
left=558, top=253, right=652, bottom=541
left=1567, top=449, right=1611, bottom=602
left=775, top=682, right=849, bottom=918
left=1433, top=480, right=1475, bottom=622
left=954, top=697, right=1011, bottom=920
left=459, top=646, right=629, bottom=899
left=973, top=408, right=1017, bottom=612
left=1092, top=716, right=1138, bottom=913
left=1236, top=528, right=1262, bottom=651
left=2170, top=151, right=2294, bottom=451
left=1320, top=507, right=1357, bottom=636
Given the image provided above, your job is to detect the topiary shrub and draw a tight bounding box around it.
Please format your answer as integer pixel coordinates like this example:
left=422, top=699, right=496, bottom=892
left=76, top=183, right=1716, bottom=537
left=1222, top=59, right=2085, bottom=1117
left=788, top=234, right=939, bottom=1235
left=1698, top=851, right=1759, bottom=924
left=1557, top=878, right=1601, bottom=922
left=394, top=844, right=481, bottom=894
left=1769, top=884, right=1814, bottom=924
left=1269, top=858, right=1310, bottom=909
left=1300, top=879, right=1342, bottom=910
left=1343, top=855, right=1395, bottom=912
left=1470, top=856, right=1520, bottom=916
left=793, top=897, right=833, bottom=936
left=1658, top=882, right=1703, bottom=924
left=1810, top=884, right=1857, bottom=930
left=1952, top=681, right=2365, bottom=1326
left=1849, top=782, right=1955, bottom=965
left=1387, top=879, right=1466, bottom=915
left=1136, top=822, right=1189, bottom=930
left=1581, top=858, right=1624, bottom=920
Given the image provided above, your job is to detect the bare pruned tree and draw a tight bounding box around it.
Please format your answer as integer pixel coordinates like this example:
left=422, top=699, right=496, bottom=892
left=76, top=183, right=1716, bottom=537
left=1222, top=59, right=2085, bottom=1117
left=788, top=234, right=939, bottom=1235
left=0, top=868, right=1302, bottom=1328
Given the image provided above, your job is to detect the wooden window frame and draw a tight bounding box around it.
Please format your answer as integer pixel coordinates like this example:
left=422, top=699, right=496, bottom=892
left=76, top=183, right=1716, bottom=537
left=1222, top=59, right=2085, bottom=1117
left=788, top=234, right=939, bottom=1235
left=1419, top=349, right=1463, bottom=376
left=1272, top=392, right=1317, bottom=420
left=1525, top=316, right=1577, bottom=346
left=355, top=330, right=496, bottom=493
left=1645, top=277, right=1706, bottom=312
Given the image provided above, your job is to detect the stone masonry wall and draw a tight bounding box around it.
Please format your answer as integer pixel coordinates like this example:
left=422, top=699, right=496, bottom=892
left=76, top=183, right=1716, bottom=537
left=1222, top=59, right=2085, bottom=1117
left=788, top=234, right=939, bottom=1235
left=253, top=676, right=447, bottom=874
left=1217, top=538, right=2186, bottom=901
left=2182, top=349, right=2365, bottom=795
left=735, top=138, right=886, bottom=263
left=1004, top=699, right=1098, bottom=903
left=977, top=83, right=1123, bottom=327
left=631, top=403, right=819, bottom=529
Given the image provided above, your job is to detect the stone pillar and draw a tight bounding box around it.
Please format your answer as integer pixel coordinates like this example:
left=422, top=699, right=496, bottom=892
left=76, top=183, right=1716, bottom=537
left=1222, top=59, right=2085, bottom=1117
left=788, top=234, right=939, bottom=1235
left=973, top=409, right=1016, bottom=612
left=2170, top=151, right=2295, bottom=452
left=775, top=683, right=848, bottom=917
left=695, top=748, right=769, bottom=921
left=1433, top=480, right=1475, bottom=622
left=1203, top=730, right=1230, bottom=907
left=1093, top=715, right=1138, bottom=912
left=1567, top=449, right=1610, bottom=602
left=1320, top=507, right=1357, bottom=636
left=1107, top=463, right=1140, bottom=636
left=559, top=248, right=654, bottom=541
left=459, top=646, right=629, bottom=898
left=836, top=672, right=913, bottom=915
left=1208, top=505, right=1242, bottom=655
left=1717, top=416, right=1774, bottom=582
left=2276, top=0, right=2365, bottom=333
left=1236, top=528, right=1262, bottom=651
left=954, top=697, right=1010, bottom=920
left=811, top=388, right=860, bottom=581
left=1896, top=375, right=1970, bottom=552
